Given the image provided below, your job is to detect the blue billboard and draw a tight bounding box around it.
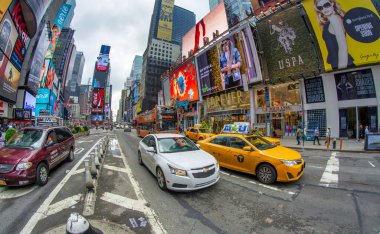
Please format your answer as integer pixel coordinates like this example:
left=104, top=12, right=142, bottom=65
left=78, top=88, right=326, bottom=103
left=36, top=88, right=50, bottom=104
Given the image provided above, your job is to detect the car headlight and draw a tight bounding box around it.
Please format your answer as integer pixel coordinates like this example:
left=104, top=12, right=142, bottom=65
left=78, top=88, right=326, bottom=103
left=281, top=160, right=298, bottom=166
left=168, top=165, right=188, bottom=177
left=16, top=162, right=33, bottom=171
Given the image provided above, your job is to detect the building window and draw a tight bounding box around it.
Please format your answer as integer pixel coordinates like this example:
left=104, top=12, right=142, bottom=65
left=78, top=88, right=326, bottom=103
left=307, top=109, right=326, bottom=137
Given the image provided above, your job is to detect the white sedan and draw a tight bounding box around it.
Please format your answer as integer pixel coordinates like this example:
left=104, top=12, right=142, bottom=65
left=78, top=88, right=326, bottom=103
left=138, top=134, right=220, bottom=191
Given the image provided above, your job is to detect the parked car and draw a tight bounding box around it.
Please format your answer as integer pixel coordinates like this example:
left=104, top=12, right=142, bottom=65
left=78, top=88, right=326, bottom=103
left=198, top=133, right=304, bottom=184
left=0, top=126, right=75, bottom=186
left=138, top=134, right=219, bottom=191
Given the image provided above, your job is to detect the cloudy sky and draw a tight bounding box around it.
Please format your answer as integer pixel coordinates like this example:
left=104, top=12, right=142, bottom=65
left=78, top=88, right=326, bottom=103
left=70, top=0, right=210, bottom=120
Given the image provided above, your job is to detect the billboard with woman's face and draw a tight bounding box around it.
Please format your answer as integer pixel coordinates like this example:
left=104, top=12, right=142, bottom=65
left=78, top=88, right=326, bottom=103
left=92, top=88, right=104, bottom=113
left=0, top=11, right=18, bottom=59
left=196, top=27, right=260, bottom=96
left=303, top=0, right=380, bottom=71
left=169, top=59, right=199, bottom=103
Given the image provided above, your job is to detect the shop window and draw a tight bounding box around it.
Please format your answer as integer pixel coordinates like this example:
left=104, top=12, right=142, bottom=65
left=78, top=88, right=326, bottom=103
left=307, top=109, right=326, bottom=138
left=269, top=82, right=301, bottom=107
left=255, top=89, right=266, bottom=109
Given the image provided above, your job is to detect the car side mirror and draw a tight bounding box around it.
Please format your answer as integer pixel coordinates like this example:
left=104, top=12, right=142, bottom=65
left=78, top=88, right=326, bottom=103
left=243, top=146, right=253, bottom=152
left=147, top=147, right=156, bottom=153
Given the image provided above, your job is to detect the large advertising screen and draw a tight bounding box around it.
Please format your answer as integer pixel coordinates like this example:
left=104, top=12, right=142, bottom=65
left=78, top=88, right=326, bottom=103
left=96, top=54, right=109, bottom=71
left=182, top=3, right=229, bottom=57
left=10, top=1, right=30, bottom=48
left=0, top=57, right=20, bottom=101
left=303, top=0, right=380, bottom=71
left=157, top=0, right=174, bottom=42
left=19, top=0, right=52, bottom=37
left=36, top=88, right=50, bottom=104
left=27, top=24, right=49, bottom=94
left=169, top=59, right=199, bottom=103
left=93, top=69, right=108, bottom=88
left=0, top=11, right=18, bottom=59
left=0, top=0, right=12, bottom=22
left=257, top=6, right=320, bottom=83
left=334, top=69, right=376, bottom=101
left=10, top=37, right=25, bottom=70
left=100, top=45, right=111, bottom=55
left=38, top=58, right=55, bottom=89
left=197, top=27, right=260, bottom=96
left=24, top=91, right=36, bottom=116
left=92, top=88, right=104, bottom=113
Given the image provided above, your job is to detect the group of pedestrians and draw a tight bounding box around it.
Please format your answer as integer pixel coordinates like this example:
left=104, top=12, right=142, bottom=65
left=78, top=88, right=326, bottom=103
left=296, top=126, right=330, bottom=146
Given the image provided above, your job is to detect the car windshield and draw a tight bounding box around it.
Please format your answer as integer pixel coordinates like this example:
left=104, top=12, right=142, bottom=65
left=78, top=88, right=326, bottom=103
left=251, top=130, right=264, bottom=137
left=245, top=136, right=276, bottom=150
left=198, top=129, right=210, bottom=133
left=5, top=129, right=44, bottom=149
left=158, top=137, right=199, bottom=153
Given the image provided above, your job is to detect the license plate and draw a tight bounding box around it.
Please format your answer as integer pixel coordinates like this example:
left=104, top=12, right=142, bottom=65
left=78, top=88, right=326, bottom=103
left=0, top=180, right=6, bottom=186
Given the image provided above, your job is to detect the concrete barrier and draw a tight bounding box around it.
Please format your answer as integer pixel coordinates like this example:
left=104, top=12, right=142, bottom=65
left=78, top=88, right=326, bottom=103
left=90, top=155, right=98, bottom=178
left=85, top=161, right=94, bottom=190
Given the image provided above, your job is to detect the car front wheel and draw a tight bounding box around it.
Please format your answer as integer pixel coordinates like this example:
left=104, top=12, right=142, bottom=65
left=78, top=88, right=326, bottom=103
left=256, top=164, right=277, bottom=184
left=36, top=163, right=49, bottom=186
left=156, top=167, right=167, bottom=190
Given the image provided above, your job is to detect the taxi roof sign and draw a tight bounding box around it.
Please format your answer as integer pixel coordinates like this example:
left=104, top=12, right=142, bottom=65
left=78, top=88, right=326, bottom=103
left=221, top=122, right=250, bottom=134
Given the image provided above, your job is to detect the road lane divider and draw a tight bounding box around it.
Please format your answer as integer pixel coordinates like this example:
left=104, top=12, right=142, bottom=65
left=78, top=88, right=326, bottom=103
left=319, top=152, right=339, bottom=188
left=46, top=194, right=83, bottom=216
left=20, top=137, right=105, bottom=234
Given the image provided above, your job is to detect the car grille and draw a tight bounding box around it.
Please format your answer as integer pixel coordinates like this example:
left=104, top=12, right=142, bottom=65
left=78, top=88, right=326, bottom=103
left=195, top=178, right=217, bottom=188
left=191, top=164, right=216, bottom=178
left=0, top=164, right=15, bottom=173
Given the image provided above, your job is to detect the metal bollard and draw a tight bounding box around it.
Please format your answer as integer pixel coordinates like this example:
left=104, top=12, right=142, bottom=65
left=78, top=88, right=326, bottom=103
left=85, top=162, right=94, bottom=190
left=66, top=213, right=103, bottom=234
left=332, top=138, right=337, bottom=149
left=339, top=138, right=343, bottom=150
left=90, top=155, right=98, bottom=177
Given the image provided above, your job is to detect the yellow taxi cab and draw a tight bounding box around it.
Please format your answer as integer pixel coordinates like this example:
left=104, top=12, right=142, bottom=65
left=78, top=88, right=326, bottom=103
left=197, top=123, right=305, bottom=184
left=185, top=124, right=216, bottom=141
left=249, top=129, right=280, bottom=146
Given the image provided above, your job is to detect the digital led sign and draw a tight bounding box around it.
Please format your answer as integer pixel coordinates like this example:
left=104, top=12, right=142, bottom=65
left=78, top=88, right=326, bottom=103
left=169, top=59, right=199, bottom=103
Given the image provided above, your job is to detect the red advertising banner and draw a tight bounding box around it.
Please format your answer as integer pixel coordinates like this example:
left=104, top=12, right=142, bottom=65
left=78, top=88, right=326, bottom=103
left=91, top=88, right=104, bottom=113
left=169, top=59, right=199, bottom=103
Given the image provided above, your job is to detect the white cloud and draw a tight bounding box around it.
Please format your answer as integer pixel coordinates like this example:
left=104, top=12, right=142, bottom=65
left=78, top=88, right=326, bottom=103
left=71, top=0, right=209, bottom=120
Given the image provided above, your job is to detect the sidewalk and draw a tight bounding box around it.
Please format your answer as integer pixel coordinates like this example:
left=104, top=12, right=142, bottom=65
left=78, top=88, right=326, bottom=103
left=280, top=136, right=371, bottom=153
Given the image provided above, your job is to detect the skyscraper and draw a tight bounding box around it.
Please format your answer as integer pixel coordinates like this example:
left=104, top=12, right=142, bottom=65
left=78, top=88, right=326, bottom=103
left=64, top=0, right=76, bottom=28
left=130, top=55, right=143, bottom=82
left=69, top=51, right=85, bottom=96
left=140, top=0, right=195, bottom=112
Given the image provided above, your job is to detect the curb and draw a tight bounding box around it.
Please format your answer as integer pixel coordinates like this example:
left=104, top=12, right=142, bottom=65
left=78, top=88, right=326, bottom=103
left=286, top=146, right=378, bottom=154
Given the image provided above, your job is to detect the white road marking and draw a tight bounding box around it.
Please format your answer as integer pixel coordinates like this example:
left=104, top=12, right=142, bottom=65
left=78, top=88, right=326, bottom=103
left=72, top=168, right=85, bottom=175
left=74, top=148, right=84, bottom=155
left=307, top=165, right=324, bottom=169
left=220, top=171, right=230, bottom=176
left=368, top=161, right=375, bottom=168
left=20, top=137, right=104, bottom=234
left=112, top=155, right=123, bottom=158
left=248, top=181, right=296, bottom=195
left=0, top=185, right=38, bottom=199
left=101, top=192, right=148, bottom=212
left=77, top=140, right=94, bottom=144
left=46, top=194, right=82, bottom=216
left=115, top=136, right=166, bottom=234
left=103, top=165, right=128, bottom=173
left=319, top=152, right=339, bottom=188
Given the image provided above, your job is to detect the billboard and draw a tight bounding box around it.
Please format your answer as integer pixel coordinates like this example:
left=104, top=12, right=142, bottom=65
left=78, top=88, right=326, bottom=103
left=197, top=27, right=260, bottom=96
left=182, top=3, right=229, bottom=57
left=157, top=0, right=174, bottom=42
left=96, top=54, right=109, bottom=71
left=0, top=58, right=20, bottom=101
left=303, top=0, right=380, bottom=71
left=39, top=58, right=55, bottom=89
left=334, top=69, right=376, bottom=100
left=92, top=88, right=104, bottom=113
left=0, top=11, right=18, bottom=59
left=14, top=108, right=32, bottom=120
left=169, top=59, right=199, bottom=103
left=93, top=69, right=108, bottom=88
left=24, top=91, right=36, bottom=116
left=10, top=1, right=30, bottom=48
left=257, top=6, right=320, bottom=83
left=0, top=0, right=12, bottom=22
left=91, top=114, right=103, bottom=122
left=100, top=45, right=111, bottom=55
left=19, top=0, right=52, bottom=37
left=10, top=37, right=25, bottom=70
left=36, top=88, right=50, bottom=104
left=27, top=24, right=49, bottom=94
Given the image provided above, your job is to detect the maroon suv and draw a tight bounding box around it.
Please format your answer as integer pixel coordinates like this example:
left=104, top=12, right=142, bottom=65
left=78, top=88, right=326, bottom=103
left=0, top=126, right=75, bottom=186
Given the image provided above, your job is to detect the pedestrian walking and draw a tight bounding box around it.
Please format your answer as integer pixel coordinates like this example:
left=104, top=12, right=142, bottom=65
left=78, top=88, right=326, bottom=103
left=358, top=124, right=364, bottom=141
left=296, top=126, right=302, bottom=145
left=313, top=127, right=321, bottom=145
left=325, top=127, right=331, bottom=145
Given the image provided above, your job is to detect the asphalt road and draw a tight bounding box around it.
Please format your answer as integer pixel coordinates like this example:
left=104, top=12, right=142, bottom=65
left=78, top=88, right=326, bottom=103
left=0, top=129, right=379, bottom=234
